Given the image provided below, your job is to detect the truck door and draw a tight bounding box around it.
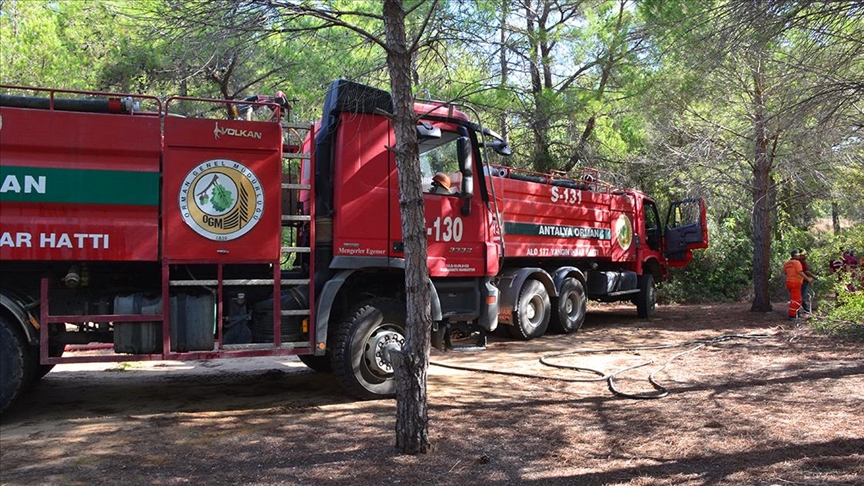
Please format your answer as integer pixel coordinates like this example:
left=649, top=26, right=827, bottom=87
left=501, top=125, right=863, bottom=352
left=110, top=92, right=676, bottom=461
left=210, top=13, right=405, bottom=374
left=418, top=128, right=486, bottom=277
left=664, top=198, right=708, bottom=267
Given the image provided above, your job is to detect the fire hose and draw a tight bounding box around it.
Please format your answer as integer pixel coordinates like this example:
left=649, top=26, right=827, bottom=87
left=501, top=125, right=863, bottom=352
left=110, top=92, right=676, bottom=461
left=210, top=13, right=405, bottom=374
left=430, top=333, right=771, bottom=399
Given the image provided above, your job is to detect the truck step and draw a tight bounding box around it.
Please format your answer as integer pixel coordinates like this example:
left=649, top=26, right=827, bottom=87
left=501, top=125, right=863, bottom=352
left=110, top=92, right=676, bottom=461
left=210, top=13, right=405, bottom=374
left=170, top=278, right=281, bottom=286
left=281, top=183, right=310, bottom=190
left=221, top=342, right=312, bottom=351
left=280, top=122, right=313, bottom=130
left=606, top=289, right=640, bottom=297
left=280, top=309, right=310, bottom=316
left=170, top=278, right=309, bottom=286
left=446, top=329, right=487, bottom=352
left=282, top=215, right=311, bottom=222
left=282, top=153, right=311, bottom=159
left=281, top=246, right=311, bottom=253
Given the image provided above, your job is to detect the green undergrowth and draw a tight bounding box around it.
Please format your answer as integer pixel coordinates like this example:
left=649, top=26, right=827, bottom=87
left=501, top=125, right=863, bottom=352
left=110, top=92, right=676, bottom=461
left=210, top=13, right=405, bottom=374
left=810, top=278, right=864, bottom=339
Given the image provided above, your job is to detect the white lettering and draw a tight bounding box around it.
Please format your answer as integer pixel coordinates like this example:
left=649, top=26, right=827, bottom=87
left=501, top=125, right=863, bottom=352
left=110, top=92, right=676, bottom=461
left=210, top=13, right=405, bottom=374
left=0, top=232, right=24, bottom=247
left=549, top=186, right=582, bottom=205
left=17, top=232, right=32, bottom=247
left=214, top=122, right=263, bottom=140
left=25, top=175, right=46, bottom=193
left=1, top=175, right=20, bottom=193
left=1, top=175, right=47, bottom=194
left=36, top=232, right=109, bottom=249
left=41, top=233, right=56, bottom=247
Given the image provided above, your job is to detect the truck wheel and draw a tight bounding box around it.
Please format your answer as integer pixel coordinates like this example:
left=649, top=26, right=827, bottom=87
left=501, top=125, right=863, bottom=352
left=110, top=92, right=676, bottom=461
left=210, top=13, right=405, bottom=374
left=28, top=323, right=63, bottom=384
left=298, top=354, right=332, bottom=373
left=636, top=274, right=656, bottom=318
left=549, top=278, right=586, bottom=334
left=509, top=280, right=550, bottom=340
left=331, top=298, right=405, bottom=399
left=1, top=315, right=28, bottom=414
left=25, top=347, right=47, bottom=385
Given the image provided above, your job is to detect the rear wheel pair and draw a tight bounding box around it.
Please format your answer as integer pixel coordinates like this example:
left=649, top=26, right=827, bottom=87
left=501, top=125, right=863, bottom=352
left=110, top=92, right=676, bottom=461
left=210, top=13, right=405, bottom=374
left=509, top=278, right=586, bottom=339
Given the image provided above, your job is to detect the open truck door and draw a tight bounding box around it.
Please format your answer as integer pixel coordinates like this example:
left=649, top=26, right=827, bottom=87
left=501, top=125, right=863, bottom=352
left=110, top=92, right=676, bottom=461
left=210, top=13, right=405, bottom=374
left=664, top=198, right=708, bottom=267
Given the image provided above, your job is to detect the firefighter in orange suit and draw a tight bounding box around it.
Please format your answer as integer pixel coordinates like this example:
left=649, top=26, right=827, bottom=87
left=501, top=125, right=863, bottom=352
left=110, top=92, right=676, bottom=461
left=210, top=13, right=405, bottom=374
left=784, top=249, right=811, bottom=320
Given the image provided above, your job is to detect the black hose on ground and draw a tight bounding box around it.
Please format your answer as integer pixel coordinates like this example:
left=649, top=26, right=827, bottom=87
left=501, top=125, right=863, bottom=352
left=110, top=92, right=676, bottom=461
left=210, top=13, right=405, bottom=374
left=430, top=333, right=770, bottom=399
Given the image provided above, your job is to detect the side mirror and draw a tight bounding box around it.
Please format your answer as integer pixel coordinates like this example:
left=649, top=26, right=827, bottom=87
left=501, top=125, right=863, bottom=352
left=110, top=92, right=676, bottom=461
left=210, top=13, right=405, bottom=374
left=486, top=139, right=512, bottom=156
left=416, top=121, right=441, bottom=140
left=457, top=136, right=473, bottom=215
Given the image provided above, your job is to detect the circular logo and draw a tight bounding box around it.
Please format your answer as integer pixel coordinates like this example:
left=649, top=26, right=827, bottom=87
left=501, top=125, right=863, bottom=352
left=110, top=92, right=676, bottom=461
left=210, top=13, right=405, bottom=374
left=615, top=214, right=633, bottom=251
left=179, top=159, right=264, bottom=241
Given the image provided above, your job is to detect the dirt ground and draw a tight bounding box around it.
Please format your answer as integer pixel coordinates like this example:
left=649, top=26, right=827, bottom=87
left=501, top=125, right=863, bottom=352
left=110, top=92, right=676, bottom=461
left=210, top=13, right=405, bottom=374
left=1, top=301, right=862, bottom=486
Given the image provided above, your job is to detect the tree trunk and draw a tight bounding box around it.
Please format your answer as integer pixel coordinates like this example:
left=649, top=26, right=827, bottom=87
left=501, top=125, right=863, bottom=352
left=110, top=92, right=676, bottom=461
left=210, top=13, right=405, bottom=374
left=750, top=65, right=774, bottom=312
left=832, top=201, right=840, bottom=234
left=525, top=0, right=553, bottom=172
left=499, top=1, right=509, bottom=145
left=564, top=0, right=623, bottom=173
left=382, top=0, right=432, bottom=455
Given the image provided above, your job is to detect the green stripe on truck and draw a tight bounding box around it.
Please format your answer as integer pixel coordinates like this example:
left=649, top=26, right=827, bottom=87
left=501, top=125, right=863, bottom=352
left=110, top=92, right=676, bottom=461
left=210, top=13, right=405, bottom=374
left=0, top=166, right=159, bottom=205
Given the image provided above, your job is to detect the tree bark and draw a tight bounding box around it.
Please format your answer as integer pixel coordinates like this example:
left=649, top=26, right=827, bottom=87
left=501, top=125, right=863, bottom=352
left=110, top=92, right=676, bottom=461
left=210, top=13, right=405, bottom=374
left=750, top=64, right=774, bottom=312
left=382, top=0, right=432, bottom=455
left=564, top=0, right=623, bottom=172
left=499, top=0, right=509, bottom=145
left=525, top=0, right=553, bottom=171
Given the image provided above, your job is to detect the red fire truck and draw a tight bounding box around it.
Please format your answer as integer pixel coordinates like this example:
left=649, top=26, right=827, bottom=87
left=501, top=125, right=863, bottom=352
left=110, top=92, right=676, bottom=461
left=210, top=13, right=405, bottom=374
left=0, top=80, right=707, bottom=412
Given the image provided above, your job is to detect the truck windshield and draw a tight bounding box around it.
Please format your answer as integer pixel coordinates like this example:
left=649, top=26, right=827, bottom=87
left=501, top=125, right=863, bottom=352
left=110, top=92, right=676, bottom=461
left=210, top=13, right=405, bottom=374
left=419, top=131, right=470, bottom=194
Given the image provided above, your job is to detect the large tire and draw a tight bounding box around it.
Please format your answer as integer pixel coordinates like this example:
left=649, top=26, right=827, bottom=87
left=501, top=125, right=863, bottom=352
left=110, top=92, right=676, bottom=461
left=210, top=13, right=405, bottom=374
left=1, top=315, right=28, bottom=414
left=28, top=323, right=63, bottom=384
left=25, top=346, right=52, bottom=385
left=298, top=354, right=332, bottom=373
left=331, top=298, right=406, bottom=399
left=509, top=279, right=551, bottom=340
left=549, top=278, right=587, bottom=334
left=636, top=273, right=656, bottom=318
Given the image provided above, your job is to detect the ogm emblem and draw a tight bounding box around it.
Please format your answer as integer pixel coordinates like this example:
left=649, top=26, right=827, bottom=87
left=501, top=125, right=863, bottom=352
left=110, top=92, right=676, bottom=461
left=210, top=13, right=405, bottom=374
left=179, top=159, right=264, bottom=241
left=615, top=214, right=633, bottom=251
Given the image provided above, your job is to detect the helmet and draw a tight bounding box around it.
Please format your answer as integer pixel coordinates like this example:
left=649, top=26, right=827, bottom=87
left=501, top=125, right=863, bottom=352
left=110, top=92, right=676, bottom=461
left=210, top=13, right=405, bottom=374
left=790, top=249, right=800, bottom=258
left=432, top=173, right=451, bottom=190
left=798, top=249, right=807, bottom=257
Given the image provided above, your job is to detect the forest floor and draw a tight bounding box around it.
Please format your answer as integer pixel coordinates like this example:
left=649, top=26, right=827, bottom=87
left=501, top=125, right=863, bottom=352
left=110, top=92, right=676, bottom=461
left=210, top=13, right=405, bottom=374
left=1, top=301, right=862, bottom=486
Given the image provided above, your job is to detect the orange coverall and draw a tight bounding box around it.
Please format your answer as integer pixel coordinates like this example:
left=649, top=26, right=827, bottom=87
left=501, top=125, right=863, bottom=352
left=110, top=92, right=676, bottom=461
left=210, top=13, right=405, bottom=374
left=783, top=258, right=805, bottom=318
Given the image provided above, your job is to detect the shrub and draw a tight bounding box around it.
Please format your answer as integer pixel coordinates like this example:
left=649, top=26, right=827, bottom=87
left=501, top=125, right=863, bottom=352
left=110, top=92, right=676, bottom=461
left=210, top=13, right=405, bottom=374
left=810, top=226, right=864, bottom=338
left=661, top=217, right=753, bottom=303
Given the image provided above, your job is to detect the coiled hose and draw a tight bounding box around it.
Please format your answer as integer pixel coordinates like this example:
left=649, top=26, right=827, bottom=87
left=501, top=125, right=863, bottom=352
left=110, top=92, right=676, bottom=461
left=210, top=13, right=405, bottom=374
left=430, top=333, right=770, bottom=399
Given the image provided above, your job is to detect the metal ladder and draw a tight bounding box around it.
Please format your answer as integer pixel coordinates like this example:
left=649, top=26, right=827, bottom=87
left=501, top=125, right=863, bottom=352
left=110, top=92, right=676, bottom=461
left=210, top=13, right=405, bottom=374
left=272, top=121, right=315, bottom=349
left=214, top=121, right=316, bottom=352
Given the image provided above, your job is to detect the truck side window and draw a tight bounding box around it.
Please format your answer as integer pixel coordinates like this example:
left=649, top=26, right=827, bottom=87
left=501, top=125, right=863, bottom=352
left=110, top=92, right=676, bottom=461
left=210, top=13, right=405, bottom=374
left=644, top=200, right=661, bottom=251
left=419, top=130, right=465, bottom=195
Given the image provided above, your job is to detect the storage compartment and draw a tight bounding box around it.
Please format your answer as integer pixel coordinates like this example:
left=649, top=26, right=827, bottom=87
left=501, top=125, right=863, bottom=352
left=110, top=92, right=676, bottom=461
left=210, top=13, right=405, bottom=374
left=434, top=279, right=481, bottom=321
left=587, top=270, right=638, bottom=296
left=618, top=271, right=637, bottom=291
left=170, top=293, right=215, bottom=352
left=587, top=271, right=618, bottom=296
left=113, top=294, right=163, bottom=354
